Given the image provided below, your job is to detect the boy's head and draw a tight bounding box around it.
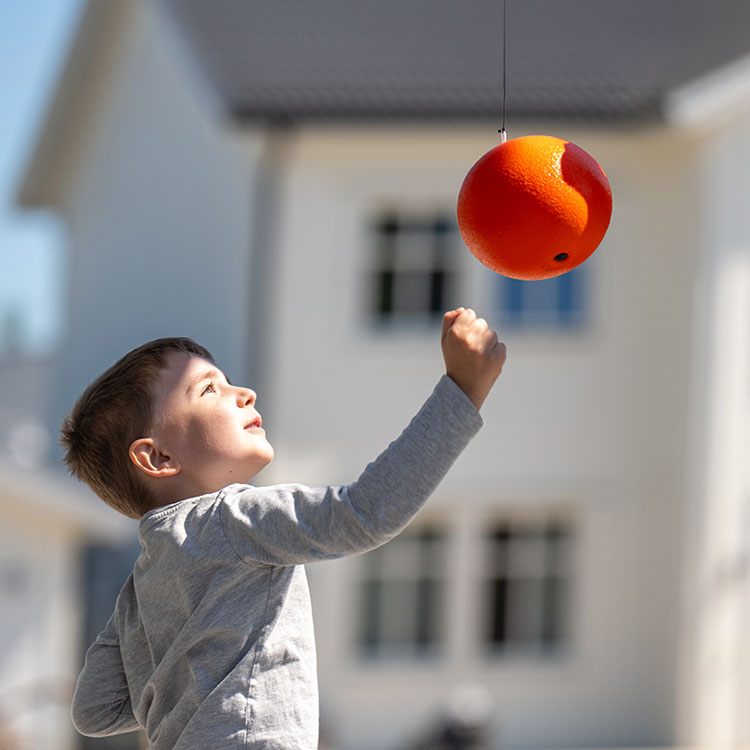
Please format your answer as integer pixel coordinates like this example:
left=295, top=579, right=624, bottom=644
left=61, top=338, right=274, bottom=518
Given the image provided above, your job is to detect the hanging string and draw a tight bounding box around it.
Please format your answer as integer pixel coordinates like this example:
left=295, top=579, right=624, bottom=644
left=499, top=0, right=508, bottom=142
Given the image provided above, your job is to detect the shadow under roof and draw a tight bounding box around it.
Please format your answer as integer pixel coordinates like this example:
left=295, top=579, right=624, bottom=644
left=158, top=0, right=750, bottom=125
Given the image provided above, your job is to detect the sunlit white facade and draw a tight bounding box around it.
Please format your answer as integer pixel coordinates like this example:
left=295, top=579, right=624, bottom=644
left=14, top=1, right=750, bottom=747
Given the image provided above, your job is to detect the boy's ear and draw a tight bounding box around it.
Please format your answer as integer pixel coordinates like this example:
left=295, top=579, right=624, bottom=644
left=128, top=438, right=181, bottom=478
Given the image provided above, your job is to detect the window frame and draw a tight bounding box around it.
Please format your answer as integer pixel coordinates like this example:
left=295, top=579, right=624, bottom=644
left=495, top=264, right=589, bottom=332
left=481, top=516, right=574, bottom=658
left=357, top=525, right=447, bottom=660
left=367, top=208, right=460, bottom=326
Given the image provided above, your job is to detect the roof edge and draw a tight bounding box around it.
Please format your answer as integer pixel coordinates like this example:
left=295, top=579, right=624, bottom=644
left=0, top=457, right=132, bottom=539
left=16, top=0, right=131, bottom=209
left=664, top=51, right=750, bottom=133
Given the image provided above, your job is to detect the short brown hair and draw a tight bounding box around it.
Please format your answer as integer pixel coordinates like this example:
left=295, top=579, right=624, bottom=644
left=60, top=337, right=214, bottom=518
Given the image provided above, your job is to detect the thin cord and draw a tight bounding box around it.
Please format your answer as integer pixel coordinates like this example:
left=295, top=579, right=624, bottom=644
left=499, top=0, right=508, bottom=142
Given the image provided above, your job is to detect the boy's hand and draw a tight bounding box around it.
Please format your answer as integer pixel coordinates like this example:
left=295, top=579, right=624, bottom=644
left=441, top=308, right=506, bottom=411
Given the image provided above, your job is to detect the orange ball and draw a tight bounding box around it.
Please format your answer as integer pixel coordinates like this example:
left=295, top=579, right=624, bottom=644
left=457, top=135, right=612, bottom=280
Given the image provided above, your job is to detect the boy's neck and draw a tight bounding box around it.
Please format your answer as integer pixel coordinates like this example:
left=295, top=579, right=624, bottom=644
left=142, top=477, right=207, bottom=514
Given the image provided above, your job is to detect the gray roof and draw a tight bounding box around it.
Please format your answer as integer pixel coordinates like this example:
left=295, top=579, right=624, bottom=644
left=158, top=0, right=750, bottom=125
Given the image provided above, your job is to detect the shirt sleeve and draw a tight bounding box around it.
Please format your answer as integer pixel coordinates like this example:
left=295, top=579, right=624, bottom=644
left=71, top=607, right=141, bottom=737
left=220, top=375, right=483, bottom=566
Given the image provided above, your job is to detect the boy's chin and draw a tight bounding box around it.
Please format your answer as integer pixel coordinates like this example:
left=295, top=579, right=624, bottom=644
left=247, top=451, right=274, bottom=480
left=258, top=445, right=275, bottom=467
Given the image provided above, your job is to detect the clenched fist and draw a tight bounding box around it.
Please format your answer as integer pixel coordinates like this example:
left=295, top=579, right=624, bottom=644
left=441, top=308, right=506, bottom=410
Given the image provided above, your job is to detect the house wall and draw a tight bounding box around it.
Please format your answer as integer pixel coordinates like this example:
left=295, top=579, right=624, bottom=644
left=263, top=125, right=698, bottom=748
left=50, top=0, right=260, bottom=437
left=0, top=458, right=132, bottom=749
left=0, top=493, right=84, bottom=749
left=678, top=112, right=750, bottom=748
left=14, top=0, right=750, bottom=747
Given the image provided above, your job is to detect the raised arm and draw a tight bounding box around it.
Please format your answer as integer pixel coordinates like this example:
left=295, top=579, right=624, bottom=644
left=221, top=308, right=506, bottom=565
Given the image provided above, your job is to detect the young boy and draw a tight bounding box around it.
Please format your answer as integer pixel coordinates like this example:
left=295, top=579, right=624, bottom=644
left=63, top=308, right=506, bottom=749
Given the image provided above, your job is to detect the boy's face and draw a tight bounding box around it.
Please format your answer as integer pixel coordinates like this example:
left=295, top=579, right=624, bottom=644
left=148, top=352, right=274, bottom=495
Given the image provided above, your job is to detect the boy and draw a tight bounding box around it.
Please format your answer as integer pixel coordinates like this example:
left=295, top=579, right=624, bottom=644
left=63, top=307, right=506, bottom=749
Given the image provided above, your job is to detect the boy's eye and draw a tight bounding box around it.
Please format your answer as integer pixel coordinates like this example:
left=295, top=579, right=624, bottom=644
left=201, top=382, right=216, bottom=396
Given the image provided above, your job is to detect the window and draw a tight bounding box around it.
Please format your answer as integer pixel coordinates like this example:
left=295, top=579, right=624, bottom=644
left=497, top=266, right=587, bottom=330
left=485, top=519, right=572, bottom=654
left=359, top=527, right=445, bottom=658
left=369, top=211, right=458, bottom=322
left=82, top=542, right=140, bottom=650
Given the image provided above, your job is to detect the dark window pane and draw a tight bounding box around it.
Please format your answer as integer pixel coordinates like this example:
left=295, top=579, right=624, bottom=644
left=376, top=270, right=394, bottom=315
left=360, top=579, right=382, bottom=652
left=498, top=267, right=587, bottom=329
left=429, top=271, right=445, bottom=313
left=489, top=578, right=507, bottom=645
left=415, top=578, right=440, bottom=649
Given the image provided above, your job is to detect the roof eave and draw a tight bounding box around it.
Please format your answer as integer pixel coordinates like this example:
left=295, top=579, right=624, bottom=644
left=0, top=457, right=132, bottom=539
left=16, top=0, right=130, bottom=209
left=664, top=51, right=750, bottom=134
left=228, top=103, right=665, bottom=129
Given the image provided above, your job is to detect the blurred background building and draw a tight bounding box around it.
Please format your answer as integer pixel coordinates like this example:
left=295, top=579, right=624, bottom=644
left=2, top=0, right=750, bottom=747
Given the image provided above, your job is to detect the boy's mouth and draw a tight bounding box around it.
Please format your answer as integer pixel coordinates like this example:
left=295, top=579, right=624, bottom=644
left=245, top=416, right=263, bottom=430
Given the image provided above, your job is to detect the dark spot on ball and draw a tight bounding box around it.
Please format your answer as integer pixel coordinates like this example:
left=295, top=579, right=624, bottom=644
left=554, top=253, right=569, bottom=262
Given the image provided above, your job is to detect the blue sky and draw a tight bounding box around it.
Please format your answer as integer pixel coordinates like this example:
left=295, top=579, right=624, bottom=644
left=0, top=0, right=83, bottom=355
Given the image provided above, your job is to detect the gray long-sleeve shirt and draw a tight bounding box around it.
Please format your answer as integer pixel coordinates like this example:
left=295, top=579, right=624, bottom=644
left=72, top=375, right=483, bottom=749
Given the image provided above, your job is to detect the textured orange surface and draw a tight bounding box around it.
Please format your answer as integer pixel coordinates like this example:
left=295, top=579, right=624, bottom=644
left=457, top=135, right=612, bottom=280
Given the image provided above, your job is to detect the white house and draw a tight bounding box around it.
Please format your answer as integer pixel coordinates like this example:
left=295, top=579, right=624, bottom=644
left=16, top=1, right=750, bottom=748
left=0, top=456, right=131, bottom=750
left=0, top=355, right=134, bottom=749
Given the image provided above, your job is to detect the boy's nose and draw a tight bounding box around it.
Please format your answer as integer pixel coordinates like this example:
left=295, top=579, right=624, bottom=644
left=237, top=387, right=256, bottom=406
